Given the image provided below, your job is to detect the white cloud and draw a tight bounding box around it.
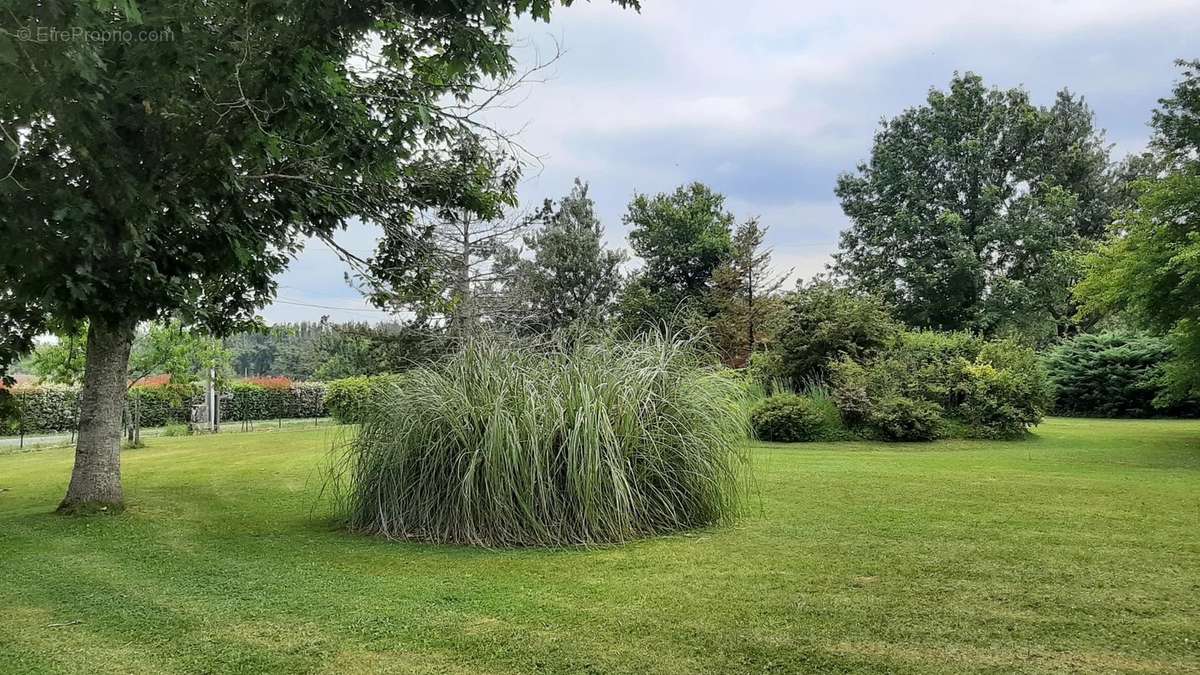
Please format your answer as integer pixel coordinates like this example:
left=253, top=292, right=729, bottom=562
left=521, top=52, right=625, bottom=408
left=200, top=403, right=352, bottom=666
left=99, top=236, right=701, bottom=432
left=269, top=0, right=1199, bottom=324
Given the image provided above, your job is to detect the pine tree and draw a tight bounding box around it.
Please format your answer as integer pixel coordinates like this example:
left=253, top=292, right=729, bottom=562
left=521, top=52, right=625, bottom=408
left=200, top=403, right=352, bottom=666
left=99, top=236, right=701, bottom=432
left=709, top=219, right=786, bottom=366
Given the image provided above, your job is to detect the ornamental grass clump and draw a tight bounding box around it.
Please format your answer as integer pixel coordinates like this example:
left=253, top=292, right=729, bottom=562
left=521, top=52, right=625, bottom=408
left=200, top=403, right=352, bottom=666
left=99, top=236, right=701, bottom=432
left=334, top=333, right=750, bottom=547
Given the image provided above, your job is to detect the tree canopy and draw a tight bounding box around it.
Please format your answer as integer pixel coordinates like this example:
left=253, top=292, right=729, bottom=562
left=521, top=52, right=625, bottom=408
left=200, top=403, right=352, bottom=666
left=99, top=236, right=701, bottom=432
left=619, top=182, right=734, bottom=330
left=0, top=0, right=637, bottom=510
left=834, top=73, right=1117, bottom=341
left=1076, top=59, right=1200, bottom=402
left=498, top=179, right=627, bottom=332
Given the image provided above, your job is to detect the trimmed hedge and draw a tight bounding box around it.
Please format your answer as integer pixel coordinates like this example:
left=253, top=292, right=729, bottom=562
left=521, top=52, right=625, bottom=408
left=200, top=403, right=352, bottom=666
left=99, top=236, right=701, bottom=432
left=2, top=385, right=80, bottom=433
left=129, top=384, right=196, bottom=427
left=324, top=375, right=401, bottom=425
left=1, top=380, right=329, bottom=435
left=221, top=381, right=328, bottom=422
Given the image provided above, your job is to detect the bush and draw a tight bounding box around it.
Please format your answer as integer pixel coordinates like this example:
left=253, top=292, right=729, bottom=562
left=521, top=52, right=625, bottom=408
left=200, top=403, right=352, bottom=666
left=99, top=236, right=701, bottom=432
left=773, top=283, right=901, bottom=384
left=960, top=341, right=1054, bottom=438
left=336, top=333, right=750, bottom=547
left=1, top=379, right=329, bottom=435
left=867, top=395, right=942, bottom=441
left=1042, top=332, right=1195, bottom=417
left=162, top=423, right=191, bottom=437
left=750, top=394, right=828, bottom=442
left=324, top=375, right=401, bottom=425
left=225, top=382, right=274, bottom=421
left=829, top=331, right=1050, bottom=441
left=289, top=382, right=328, bottom=419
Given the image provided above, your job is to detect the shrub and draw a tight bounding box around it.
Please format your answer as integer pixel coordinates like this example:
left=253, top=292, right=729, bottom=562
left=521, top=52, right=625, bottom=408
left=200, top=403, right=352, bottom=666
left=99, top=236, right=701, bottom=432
left=325, top=375, right=401, bottom=424
left=1042, top=332, right=1195, bottom=417
left=225, top=380, right=328, bottom=421
left=225, top=382, right=276, bottom=421
left=0, top=389, right=19, bottom=435
left=289, top=382, right=328, bottom=419
left=956, top=364, right=1036, bottom=438
left=0, top=379, right=329, bottom=435
left=773, top=283, right=900, bottom=385
left=162, top=423, right=191, bottom=437
left=829, top=331, right=1050, bottom=441
left=750, top=394, right=828, bottom=442
left=335, top=333, right=750, bottom=547
left=867, top=395, right=942, bottom=441
left=960, top=341, right=1054, bottom=438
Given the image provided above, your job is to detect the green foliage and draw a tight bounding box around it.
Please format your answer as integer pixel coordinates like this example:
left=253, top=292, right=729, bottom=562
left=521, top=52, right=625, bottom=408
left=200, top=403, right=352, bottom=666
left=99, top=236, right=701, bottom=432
left=3, top=385, right=80, bottom=433
left=1076, top=62, right=1200, bottom=403
left=290, top=382, right=329, bottom=419
left=708, top=219, right=786, bottom=367
left=956, top=362, right=1044, bottom=439
left=1042, top=332, right=1192, bottom=417
left=324, top=375, right=402, bottom=425
left=28, top=323, right=88, bottom=385
left=252, top=321, right=440, bottom=380
left=750, top=394, right=831, bottom=442
left=1, top=380, right=327, bottom=434
left=620, top=183, right=734, bottom=331
left=226, top=381, right=328, bottom=422
left=829, top=331, right=1051, bottom=441
left=835, top=73, right=1116, bottom=341
left=162, top=423, right=192, bottom=438
left=868, top=395, right=943, bottom=442
left=128, top=384, right=197, bottom=428
left=336, top=332, right=750, bottom=547
left=497, top=179, right=627, bottom=332
left=774, top=283, right=901, bottom=384
left=128, top=322, right=231, bottom=388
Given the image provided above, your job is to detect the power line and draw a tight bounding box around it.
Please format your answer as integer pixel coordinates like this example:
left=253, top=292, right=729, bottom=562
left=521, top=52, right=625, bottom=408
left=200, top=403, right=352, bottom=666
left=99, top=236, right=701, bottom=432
left=273, top=297, right=394, bottom=314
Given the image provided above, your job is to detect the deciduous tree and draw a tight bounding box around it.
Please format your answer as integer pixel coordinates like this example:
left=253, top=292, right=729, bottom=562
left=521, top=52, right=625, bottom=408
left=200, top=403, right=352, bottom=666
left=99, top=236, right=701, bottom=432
left=619, top=182, right=733, bottom=331
left=1076, top=59, right=1200, bottom=402
left=0, top=0, right=637, bottom=512
left=834, top=73, right=1117, bottom=342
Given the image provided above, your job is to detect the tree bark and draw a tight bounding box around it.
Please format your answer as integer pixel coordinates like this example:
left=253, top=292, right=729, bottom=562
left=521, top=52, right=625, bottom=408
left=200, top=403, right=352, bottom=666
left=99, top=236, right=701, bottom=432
left=58, top=318, right=135, bottom=513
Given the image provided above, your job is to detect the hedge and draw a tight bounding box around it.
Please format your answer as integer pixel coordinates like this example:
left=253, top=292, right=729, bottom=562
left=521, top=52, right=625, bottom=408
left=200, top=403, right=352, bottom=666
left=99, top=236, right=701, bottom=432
left=223, top=381, right=328, bottom=421
left=0, top=380, right=329, bottom=435
left=324, top=375, right=401, bottom=424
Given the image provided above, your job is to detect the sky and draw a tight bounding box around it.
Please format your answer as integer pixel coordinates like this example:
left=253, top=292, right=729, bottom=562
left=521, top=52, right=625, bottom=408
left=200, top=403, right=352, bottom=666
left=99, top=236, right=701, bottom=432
left=264, top=0, right=1200, bottom=324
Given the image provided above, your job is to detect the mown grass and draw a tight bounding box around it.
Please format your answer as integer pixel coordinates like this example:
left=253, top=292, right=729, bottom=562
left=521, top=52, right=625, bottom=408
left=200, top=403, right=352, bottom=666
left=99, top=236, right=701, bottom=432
left=0, top=418, right=1197, bottom=674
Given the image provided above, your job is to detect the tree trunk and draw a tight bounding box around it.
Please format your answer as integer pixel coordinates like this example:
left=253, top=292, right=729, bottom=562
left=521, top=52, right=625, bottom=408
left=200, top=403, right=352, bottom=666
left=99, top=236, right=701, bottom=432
left=58, top=318, right=135, bottom=513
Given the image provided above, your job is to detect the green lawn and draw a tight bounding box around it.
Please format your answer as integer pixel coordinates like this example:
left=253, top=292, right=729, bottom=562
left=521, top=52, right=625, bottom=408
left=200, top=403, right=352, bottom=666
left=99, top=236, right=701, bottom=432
left=1, top=418, right=1197, bottom=674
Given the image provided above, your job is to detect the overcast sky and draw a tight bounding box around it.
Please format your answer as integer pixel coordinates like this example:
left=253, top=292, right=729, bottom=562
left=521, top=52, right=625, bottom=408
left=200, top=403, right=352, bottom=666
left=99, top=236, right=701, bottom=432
left=264, top=0, right=1200, bottom=324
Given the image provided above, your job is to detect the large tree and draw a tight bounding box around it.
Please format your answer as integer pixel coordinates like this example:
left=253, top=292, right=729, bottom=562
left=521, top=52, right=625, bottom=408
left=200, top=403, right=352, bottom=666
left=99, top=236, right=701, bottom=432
left=497, top=179, right=626, bottom=332
left=618, top=182, right=734, bottom=331
left=0, top=0, right=636, bottom=512
left=834, top=73, right=1116, bottom=342
left=1076, top=59, right=1200, bottom=403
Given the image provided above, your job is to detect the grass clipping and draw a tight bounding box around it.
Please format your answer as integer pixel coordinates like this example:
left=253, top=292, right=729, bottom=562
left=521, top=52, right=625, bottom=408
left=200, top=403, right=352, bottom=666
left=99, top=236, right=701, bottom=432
left=335, top=333, right=750, bottom=547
